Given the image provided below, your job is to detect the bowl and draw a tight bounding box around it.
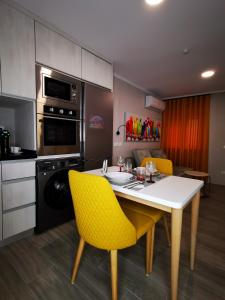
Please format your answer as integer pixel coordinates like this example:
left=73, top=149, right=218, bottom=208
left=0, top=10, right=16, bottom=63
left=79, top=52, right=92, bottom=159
left=105, top=172, right=133, bottom=184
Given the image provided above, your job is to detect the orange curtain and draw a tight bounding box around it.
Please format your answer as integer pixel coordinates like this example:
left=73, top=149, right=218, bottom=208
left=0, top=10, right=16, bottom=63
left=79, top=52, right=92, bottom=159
left=161, top=95, right=210, bottom=172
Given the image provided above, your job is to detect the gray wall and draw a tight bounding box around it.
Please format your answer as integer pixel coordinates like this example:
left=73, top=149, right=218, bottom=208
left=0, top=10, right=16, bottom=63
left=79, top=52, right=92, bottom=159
left=0, top=107, right=16, bottom=145
left=209, top=93, right=225, bottom=185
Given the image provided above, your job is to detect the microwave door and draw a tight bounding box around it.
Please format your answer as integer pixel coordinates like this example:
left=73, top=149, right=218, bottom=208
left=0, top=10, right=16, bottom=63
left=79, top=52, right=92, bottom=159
left=43, top=75, right=71, bottom=102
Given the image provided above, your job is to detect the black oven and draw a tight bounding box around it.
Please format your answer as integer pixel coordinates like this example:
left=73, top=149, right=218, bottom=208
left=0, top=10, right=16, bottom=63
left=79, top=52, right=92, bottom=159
left=37, top=105, right=81, bottom=156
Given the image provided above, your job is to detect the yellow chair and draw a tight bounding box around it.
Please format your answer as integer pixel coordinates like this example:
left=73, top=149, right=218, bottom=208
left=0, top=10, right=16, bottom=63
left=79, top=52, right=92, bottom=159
left=140, top=157, right=173, bottom=175
left=119, top=157, right=172, bottom=272
left=68, top=170, right=154, bottom=300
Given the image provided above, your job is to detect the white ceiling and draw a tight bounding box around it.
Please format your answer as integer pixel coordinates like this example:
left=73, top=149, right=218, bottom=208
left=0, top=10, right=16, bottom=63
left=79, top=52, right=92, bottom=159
left=14, top=0, right=225, bottom=98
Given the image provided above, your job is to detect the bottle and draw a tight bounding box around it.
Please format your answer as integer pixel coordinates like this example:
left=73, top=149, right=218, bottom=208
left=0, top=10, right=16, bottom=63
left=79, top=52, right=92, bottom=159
left=1, top=130, right=10, bottom=158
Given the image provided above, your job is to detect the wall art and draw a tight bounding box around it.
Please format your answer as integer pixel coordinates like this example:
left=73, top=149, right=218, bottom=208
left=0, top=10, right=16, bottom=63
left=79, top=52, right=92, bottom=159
left=125, top=112, right=161, bottom=142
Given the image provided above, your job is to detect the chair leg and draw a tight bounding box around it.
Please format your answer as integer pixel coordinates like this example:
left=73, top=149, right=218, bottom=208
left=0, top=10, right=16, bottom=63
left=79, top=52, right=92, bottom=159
left=146, top=224, right=155, bottom=275
left=71, top=237, right=85, bottom=284
left=110, top=250, right=118, bottom=300
left=163, top=214, right=171, bottom=246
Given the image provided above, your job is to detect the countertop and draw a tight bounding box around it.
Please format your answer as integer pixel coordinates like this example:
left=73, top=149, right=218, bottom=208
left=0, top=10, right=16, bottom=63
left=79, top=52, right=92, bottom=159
left=0, top=149, right=37, bottom=161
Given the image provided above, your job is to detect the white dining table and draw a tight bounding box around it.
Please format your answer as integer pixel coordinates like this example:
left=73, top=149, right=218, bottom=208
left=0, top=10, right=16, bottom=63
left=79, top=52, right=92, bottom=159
left=86, top=166, right=204, bottom=300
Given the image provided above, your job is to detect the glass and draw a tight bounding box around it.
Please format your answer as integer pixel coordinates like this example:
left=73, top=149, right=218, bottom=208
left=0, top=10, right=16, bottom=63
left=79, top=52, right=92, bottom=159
left=136, top=167, right=146, bottom=181
left=124, top=159, right=133, bottom=173
left=146, top=161, right=156, bottom=183
left=117, top=156, right=125, bottom=172
left=44, top=76, right=71, bottom=101
left=44, top=117, right=76, bottom=146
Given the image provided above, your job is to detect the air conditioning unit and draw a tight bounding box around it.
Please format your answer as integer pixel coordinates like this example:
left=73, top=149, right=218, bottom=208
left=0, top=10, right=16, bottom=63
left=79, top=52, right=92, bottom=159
left=145, top=96, right=166, bottom=112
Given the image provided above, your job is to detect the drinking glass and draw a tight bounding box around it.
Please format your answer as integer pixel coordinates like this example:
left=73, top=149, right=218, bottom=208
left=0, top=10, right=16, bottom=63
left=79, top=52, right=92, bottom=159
left=146, top=161, right=155, bottom=183
left=136, top=167, right=146, bottom=181
left=117, top=156, right=125, bottom=172
left=125, top=159, right=132, bottom=173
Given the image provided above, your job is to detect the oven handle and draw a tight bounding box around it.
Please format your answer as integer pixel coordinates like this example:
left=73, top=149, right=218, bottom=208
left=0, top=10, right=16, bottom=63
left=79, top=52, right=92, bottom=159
left=39, top=115, right=82, bottom=122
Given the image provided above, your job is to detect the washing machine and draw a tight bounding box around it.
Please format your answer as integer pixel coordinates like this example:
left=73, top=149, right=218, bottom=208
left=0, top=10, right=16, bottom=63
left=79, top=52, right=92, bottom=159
left=36, top=157, right=83, bottom=233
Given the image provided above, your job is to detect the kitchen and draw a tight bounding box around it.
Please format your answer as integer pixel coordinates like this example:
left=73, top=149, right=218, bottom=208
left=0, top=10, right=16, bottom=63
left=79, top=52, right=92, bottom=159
left=0, top=1, right=225, bottom=300
left=0, top=1, right=114, bottom=240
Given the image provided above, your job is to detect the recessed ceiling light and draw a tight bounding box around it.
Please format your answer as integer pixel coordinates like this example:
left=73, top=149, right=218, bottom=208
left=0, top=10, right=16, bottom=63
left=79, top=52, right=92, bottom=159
left=201, top=70, right=215, bottom=78
left=145, top=0, right=164, bottom=6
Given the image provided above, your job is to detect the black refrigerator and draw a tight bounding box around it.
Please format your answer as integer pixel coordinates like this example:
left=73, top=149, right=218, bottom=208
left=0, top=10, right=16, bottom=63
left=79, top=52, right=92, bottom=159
left=82, top=82, right=113, bottom=171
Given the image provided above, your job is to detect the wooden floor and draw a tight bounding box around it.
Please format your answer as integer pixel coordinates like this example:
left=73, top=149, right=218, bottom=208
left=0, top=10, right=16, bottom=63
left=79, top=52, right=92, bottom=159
left=0, top=184, right=225, bottom=300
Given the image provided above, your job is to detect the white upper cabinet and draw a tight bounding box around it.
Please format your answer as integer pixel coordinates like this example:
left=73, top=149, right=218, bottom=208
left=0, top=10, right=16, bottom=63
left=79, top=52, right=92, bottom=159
left=35, top=22, right=81, bottom=78
left=81, top=49, right=113, bottom=91
left=0, top=3, right=36, bottom=100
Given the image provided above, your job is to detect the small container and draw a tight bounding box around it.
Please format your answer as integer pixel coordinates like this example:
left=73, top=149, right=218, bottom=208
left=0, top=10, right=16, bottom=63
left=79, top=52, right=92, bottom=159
left=136, top=167, right=146, bottom=181
left=10, top=146, right=21, bottom=153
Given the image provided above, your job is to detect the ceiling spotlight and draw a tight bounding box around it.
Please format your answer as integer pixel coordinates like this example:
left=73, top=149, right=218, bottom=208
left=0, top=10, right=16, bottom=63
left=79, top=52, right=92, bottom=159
left=145, top=0, right=164, bottom=6
left=201, top=70, right=215, bottom=78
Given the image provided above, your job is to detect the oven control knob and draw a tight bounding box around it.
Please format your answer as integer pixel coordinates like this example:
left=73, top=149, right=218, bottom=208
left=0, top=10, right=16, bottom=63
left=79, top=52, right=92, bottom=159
left=59, top=109, right=64, bottom=114
left=49, top=107, right=54, bottom=113
left=68, top=111, right=73, bottom=115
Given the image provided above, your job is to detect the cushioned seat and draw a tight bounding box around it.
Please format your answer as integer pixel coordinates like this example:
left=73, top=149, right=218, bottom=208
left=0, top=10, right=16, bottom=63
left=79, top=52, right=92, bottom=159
left=69, top=170, right=155, bottom=300
left=119, top=199, right=163, bottom=223
left=124, top=208, right=154, bottom=239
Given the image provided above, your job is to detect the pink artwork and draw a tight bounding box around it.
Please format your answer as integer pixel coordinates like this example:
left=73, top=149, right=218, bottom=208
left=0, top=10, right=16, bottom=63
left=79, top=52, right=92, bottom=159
left=125, top=113, right=161, bottom=142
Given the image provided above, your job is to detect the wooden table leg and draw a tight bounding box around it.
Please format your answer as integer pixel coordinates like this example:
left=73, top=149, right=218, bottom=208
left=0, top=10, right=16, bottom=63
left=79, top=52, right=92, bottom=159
left=111, top=250, right=118, bottom=300
left=190, top=191, right=200, bottom=270
left=171, top=208, right=183, bottom=300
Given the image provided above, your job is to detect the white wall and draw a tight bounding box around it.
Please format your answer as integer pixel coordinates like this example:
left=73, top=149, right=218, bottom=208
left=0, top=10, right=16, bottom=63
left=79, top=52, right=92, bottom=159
left=113, top=77, right=162, bottom=164
left=209, top=93, right=225, bottom=185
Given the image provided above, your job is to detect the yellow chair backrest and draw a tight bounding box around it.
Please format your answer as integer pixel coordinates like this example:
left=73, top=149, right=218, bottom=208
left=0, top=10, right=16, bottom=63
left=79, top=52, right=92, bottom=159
left=140, top=157, right=173, bottom=175
left=68, top=170, right=136, bottom=250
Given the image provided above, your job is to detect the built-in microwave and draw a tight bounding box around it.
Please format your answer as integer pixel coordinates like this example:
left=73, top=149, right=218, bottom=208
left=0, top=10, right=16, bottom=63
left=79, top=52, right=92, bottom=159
left=36, top=64, right=81, bottom=110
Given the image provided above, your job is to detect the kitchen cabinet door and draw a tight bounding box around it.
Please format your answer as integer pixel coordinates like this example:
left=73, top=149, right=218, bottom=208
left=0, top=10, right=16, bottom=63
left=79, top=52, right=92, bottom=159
left=81, top=49, right=113, bottom=90
left=35, top=22, right=81, bottom=78
left=3, top=205, right=36, bottom=239
left=2, top=178, right=36, bottom=211
left=2, top=160, right=35, bottom=181
left=0, top=3, right=36, bottom=100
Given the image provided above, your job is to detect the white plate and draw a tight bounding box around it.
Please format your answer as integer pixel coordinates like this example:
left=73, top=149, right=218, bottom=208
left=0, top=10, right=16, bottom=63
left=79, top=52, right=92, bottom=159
left=105, top=172, right=133, bottom=184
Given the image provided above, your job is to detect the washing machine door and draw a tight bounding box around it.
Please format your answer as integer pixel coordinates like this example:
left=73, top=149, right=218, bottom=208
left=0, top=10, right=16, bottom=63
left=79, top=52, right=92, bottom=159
left=44, top=168, right=72, bottom=209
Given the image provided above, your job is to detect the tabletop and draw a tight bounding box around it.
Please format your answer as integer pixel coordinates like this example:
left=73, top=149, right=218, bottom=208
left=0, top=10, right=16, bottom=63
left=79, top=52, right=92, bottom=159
left=86, top=167, right=204, bottom=209
left=184, top=170, right=209, bottom=178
